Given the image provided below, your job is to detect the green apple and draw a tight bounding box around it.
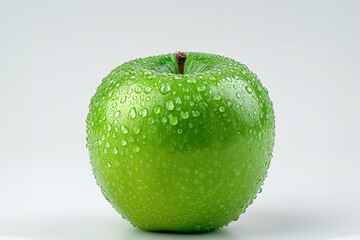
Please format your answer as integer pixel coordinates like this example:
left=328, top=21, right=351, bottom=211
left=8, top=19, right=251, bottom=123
left=86, top=52, right=275, bottom=232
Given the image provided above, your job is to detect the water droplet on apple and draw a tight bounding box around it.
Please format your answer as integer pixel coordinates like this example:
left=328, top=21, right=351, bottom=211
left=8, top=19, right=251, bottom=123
left=197, top=84, right=206, bottom=92
left=105, top=142, right=110, bottom=148
left=192, top=111, right=200, bottom=117
left=121, top=139, right=127, bottom=145
left=144, top=86, right=152, bottom=94
left=219, top=106, right=225, bottom=112
left=133, top=145, right=140, bottom=153
left=120, top=96, right=127, bottom=103
left=213, top=94, right=222, bottom=100
left=113, top=147, right=118, bottom=154
left=174, top=96, right=182, bottom=104
left=186, top=78, right=197, bottom=84
left=193, top=93, right=203, bottom=102
left=129, top=107, right=136, bottom=118
left=236, top=92, right=241, bottom=98
left=112, top=102, right=117, bottom=108
left=114, top=111, right=120, bottom=118
left=121, top=125, right=129, bottom=134
left=106, top=162, right=111, bottom=168
left=168, top=114, right=178, bottom=126
left=160, top=83, right=171, bottom=94
left=181, top=87, right=190, bottom=93
left=139, top=108, right=148, bottom=117
left=166, top=100, right=174, bottom=111
left=154, top=106, right=161, bottom=114
left=134, top=126, right=141, bottom=134
left=148, top=117, right=155, bottom=124
left=134, top=85, right=142, bottom=94
left=245, top=86, right=253, bottom=94
left=180, top=111, right=189, bottom=119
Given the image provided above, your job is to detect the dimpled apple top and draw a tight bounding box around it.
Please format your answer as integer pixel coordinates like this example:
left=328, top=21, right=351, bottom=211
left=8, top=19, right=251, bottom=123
left=86, top=52, right=275, bottom=232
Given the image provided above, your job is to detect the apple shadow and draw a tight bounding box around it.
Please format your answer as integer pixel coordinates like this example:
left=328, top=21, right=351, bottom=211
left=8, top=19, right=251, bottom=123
left=9, top=210, right=325, bottom=240
left=124, top=227, right=236, bottom=240
left=22, top=215, right=237, bottom=240
left=125, top=210, right=326, bottom=240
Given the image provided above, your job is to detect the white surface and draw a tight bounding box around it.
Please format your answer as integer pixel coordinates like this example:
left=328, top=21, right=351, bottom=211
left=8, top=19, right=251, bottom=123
left=0, top=0, right=359, bottom=239
left=329, top=237, right=360, bottom=240
left=0, top=237, right=33, bottom=240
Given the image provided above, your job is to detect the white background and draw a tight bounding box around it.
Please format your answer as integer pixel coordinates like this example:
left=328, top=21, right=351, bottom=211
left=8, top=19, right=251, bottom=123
left=0, top=0, right=359, bottom=239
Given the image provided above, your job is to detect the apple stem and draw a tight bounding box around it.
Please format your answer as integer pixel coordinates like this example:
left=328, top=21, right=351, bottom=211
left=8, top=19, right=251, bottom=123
left=176, top=52, right=187, bottom=74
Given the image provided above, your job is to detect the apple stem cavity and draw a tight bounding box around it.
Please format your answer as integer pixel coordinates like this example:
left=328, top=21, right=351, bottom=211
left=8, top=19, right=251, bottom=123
left=176, top=52, right=187, bottom=74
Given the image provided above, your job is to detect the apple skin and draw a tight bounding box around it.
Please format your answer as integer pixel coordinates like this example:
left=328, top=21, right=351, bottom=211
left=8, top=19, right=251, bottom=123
left=86, top=52, right=275, bottom=232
